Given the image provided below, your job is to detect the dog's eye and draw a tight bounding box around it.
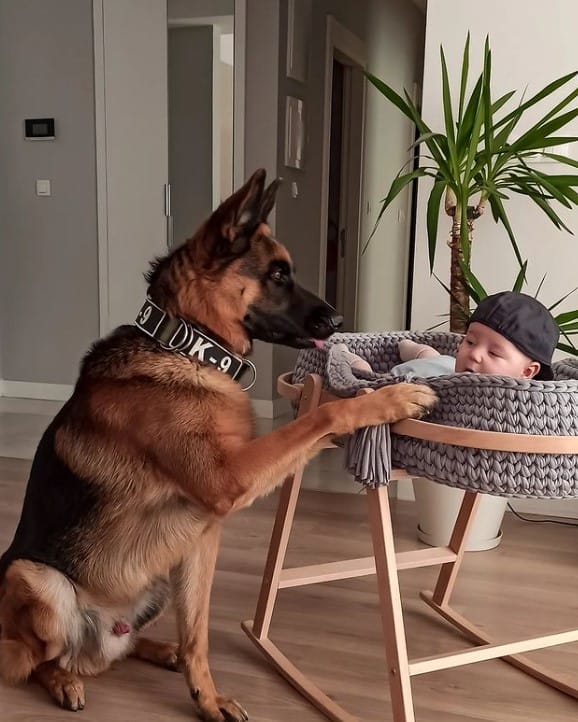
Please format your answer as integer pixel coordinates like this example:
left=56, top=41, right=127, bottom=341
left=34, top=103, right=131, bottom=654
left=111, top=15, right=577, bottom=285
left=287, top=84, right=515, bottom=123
left=270, top=269, right=284, bottom=283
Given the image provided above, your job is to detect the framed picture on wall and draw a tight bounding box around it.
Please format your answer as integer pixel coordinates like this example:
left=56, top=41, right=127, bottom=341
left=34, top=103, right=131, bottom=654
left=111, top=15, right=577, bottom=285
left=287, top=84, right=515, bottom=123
left=286, top=0, right=308, bottom=82
left=284, top=96, right=304, bottom=169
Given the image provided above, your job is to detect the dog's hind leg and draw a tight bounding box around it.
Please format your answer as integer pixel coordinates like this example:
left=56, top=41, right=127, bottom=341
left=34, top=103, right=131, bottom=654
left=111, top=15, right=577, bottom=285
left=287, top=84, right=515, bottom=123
left=171, top=521, right=248, bottom=722
left=33, top=660, right=85, bottom=711
left=0, top=638, right=39, bottom=684
left=0, top=560, right=74, bottom=685
left=131, top=637, right=180, bottom=671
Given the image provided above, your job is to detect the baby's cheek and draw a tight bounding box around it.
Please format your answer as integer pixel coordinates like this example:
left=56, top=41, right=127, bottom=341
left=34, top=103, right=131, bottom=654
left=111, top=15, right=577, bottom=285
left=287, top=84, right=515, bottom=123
left=454, top=351, right=467, bottom=372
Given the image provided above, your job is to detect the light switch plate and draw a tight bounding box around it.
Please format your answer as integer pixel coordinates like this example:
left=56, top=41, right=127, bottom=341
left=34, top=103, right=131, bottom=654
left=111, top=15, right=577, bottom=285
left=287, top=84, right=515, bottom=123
left=36, top=179, right=51, bottom=196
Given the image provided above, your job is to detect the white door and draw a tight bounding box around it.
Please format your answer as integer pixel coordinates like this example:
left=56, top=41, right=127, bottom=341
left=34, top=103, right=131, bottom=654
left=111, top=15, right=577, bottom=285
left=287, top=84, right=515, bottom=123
left=94, top=0, right=169, bottom=332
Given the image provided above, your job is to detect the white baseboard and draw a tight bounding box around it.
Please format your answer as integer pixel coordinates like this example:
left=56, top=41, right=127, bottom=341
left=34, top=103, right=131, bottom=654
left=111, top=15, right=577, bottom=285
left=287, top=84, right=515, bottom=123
left=395, top=477, right=578, bottom=520
left=0, top=381, right=74, bottom=402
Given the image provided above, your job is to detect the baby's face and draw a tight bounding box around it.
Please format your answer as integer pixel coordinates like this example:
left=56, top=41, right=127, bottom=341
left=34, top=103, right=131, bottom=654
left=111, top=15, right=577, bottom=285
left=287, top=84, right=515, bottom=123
left=455, top=322, right=540, bottom=378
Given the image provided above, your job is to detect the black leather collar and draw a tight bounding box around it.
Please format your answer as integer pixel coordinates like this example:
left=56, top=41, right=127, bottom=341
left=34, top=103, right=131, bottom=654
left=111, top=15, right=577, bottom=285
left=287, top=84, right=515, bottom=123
left=135, top=297, right=256, bottom=391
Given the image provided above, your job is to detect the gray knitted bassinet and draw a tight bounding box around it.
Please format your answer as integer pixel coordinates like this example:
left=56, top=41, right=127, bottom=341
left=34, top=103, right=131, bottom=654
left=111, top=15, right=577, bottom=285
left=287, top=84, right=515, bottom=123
left=292, top=331, right=578, bottom=499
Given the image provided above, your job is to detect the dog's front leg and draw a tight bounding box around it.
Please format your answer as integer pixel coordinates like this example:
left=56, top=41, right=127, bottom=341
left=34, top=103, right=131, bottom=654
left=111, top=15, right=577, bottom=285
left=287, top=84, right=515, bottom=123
left=228, top=381, right=438, bottom=510
left=171, top=521, right=248, bottom=722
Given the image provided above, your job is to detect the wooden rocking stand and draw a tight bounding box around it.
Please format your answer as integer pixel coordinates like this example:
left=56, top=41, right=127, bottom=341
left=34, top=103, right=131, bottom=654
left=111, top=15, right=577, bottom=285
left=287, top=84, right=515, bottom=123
left=242, top=372, right=578, bottom=722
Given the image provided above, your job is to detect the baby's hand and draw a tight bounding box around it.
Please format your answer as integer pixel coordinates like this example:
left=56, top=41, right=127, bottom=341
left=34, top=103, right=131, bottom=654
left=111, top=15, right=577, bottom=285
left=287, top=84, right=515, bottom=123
left=333, top=343, right=373, bottom=373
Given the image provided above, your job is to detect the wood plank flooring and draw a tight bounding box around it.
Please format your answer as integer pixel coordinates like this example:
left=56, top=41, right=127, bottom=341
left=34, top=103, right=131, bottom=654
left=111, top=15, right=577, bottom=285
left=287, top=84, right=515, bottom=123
left=1, top=456, right=578, bottom=721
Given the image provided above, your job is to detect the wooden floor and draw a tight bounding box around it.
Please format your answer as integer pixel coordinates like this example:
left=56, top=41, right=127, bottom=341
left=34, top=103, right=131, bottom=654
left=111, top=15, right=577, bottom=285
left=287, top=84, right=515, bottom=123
left=1, top=457, right=578, bottom=721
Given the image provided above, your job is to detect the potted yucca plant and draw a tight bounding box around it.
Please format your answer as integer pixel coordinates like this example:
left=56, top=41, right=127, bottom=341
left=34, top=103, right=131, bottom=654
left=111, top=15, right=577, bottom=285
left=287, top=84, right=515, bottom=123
left=365, top=35, right=578, bottom=550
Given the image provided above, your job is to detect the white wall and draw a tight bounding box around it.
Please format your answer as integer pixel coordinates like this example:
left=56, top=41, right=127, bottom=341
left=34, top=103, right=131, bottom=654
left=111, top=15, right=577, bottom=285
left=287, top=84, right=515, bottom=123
left=412, top=0, right=578, bottom=334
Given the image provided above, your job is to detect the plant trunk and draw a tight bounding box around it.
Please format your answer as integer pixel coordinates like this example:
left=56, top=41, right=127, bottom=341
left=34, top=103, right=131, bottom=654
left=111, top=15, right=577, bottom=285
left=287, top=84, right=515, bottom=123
left=448, top=213, right=470, bottom=333
left=446, top=205, right=483, bottom=334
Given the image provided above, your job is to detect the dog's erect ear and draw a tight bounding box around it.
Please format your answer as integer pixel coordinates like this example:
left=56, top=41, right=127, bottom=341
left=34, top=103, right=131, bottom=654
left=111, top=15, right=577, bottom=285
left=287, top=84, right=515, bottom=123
left=208, top=168, right=282, bottom=258
left=259, top=178, right=281, bottom=222
left=221, top=168, right=266, bottom=234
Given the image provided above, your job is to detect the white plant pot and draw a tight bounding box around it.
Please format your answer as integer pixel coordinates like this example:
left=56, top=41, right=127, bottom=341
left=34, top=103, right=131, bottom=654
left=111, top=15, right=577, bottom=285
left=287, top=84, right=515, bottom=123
left=412, top=477, right=507, bottom=551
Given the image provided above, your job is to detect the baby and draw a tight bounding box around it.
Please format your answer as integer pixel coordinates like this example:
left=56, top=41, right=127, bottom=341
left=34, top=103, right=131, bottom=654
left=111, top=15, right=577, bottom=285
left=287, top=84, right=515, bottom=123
left=340, top=291, right=560, bottom=381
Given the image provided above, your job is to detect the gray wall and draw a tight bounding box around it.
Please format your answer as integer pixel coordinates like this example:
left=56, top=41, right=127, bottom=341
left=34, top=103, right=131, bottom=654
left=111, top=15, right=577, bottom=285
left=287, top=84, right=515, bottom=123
left=168, top=26, right=214, bottom=246
left=244, top=0, right=281, bottom=404
left=0, top=0, right=423, bottom=407
left=0, top=0, right=99, bottom=384
left=273, top=0, right=370, bottom=383
left=168, top=0, right=233, bottom=20
left=272, top=0, right=426, bottom=387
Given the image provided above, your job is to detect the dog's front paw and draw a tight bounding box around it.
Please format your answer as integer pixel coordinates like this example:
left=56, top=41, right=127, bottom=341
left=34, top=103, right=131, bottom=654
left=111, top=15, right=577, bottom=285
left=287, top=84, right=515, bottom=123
left=379, top=382, right=438, bottom=423
left=338, top=382, right=437, bottom=433
left=192, top=690, right=248, bottom=722
left=47, top=669, right=86, bottom=712
left=216, top=696, right=249, bottom=722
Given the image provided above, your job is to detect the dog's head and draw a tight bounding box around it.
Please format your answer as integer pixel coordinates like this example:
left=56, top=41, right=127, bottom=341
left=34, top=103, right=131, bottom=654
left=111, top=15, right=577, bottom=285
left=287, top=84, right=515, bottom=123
left=146, top=169, right=342, bottom=355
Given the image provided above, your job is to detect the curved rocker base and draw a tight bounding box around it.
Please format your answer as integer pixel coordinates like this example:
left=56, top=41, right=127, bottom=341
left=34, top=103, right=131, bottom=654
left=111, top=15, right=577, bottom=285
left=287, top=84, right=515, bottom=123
left=242, top=620, right=358, bottom=722
left=420, top=591, right=578, bottom=698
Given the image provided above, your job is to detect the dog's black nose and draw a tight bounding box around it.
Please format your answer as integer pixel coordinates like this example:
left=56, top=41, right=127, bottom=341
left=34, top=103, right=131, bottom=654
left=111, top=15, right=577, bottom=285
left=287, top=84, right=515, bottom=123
left=328, top=313, right=343, bottom=331
left=307, top=306, right=343, bottom=339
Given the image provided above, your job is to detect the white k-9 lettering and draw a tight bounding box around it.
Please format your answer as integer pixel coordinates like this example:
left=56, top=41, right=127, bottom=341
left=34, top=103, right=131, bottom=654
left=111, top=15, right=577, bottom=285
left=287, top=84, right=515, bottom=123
left=189, top=337, right=214, bottom=361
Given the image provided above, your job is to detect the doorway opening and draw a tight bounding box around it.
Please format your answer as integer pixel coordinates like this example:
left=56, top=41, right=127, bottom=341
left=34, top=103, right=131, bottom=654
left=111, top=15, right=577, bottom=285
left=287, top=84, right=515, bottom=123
left=320, top=17, right=366, bottom=331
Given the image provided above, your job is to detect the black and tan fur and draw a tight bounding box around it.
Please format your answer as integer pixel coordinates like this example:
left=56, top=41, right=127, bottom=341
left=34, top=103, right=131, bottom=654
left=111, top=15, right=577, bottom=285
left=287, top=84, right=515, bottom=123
left=0, top=169, right=436, bottom=720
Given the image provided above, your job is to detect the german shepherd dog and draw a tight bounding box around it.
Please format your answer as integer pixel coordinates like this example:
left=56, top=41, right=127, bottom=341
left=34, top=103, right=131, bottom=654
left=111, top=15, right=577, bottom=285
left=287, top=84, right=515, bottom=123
left=0, top=169, right=436, bottom=720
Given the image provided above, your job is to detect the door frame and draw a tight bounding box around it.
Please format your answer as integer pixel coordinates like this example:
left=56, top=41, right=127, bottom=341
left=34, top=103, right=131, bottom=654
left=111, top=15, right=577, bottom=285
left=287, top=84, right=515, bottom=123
left=319, top=15, right=366, bottom=329
left=93, top=0, right=246, bottom=336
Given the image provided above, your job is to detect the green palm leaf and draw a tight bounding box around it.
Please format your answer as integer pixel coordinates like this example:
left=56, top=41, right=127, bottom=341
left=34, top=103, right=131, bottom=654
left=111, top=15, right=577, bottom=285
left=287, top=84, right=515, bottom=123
left=366, top=35, right=578, bottom=332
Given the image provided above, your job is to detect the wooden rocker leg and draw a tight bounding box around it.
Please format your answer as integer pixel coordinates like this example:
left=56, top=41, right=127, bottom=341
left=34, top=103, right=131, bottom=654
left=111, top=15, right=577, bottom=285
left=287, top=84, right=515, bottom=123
left=367, top=485, right=415, bottom=722
left=251, top=374, right=323, bottom=639
left=243, top=373, right=360, bottom=721
left=431, top=490, right=481, bottom=607
left=250, top=471, right=303, bottom=639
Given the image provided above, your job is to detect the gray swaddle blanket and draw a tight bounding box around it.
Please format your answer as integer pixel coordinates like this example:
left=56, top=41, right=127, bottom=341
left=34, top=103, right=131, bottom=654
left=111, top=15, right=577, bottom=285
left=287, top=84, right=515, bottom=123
left=326, top=343, right=402, bottom=488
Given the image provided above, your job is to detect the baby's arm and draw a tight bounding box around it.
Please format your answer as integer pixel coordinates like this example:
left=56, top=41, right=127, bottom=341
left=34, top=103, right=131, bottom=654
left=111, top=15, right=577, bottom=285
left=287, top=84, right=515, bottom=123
left=398, top=339, right=440, bottom=362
